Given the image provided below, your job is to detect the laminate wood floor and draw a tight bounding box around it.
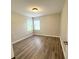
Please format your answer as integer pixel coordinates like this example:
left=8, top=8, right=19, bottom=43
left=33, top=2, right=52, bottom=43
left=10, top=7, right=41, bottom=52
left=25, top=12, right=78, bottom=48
left=13, top=35, right=64, bottom=59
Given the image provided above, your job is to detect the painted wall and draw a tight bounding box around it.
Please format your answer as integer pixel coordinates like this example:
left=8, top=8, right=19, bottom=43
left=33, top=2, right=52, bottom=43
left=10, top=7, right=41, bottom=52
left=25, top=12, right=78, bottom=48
left=60, top=0, right=68, bottom=59
left=11, top=44, right=14, bottom=58
left=11, top=12, right=33, bottom=43
left=34, top=14, right=60, bottom=37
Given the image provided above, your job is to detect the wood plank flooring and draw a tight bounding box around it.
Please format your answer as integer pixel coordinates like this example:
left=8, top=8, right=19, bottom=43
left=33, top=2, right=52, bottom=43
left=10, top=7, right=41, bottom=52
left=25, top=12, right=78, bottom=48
left=13, top=35, right=64, bottom=59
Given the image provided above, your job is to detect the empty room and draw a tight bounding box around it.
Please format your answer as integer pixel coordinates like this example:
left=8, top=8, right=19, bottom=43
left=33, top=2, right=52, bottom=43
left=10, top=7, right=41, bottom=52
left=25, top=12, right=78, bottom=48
left=11, top=0, right=68, bottom=59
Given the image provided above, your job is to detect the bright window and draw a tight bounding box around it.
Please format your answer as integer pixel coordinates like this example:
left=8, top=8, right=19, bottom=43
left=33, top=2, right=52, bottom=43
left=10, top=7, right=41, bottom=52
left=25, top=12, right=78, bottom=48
left=27, top=17, right=33, bottom=31
left=34, top=17, right=40, bottom=30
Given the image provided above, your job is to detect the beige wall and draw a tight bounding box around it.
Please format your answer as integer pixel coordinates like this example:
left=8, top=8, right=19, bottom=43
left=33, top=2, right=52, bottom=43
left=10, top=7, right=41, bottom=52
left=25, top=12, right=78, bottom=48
left=60, top=0, right=68, bottom=59
left=11, top=44, right=14, bottom=58
left=11, top=12, right=33, bottom=43
left=34, top=14, right=60, bottom=37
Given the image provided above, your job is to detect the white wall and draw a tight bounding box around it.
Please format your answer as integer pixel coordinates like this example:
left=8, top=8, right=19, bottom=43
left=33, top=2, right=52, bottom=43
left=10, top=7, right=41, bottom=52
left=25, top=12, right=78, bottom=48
left=34, top=14, right=60, bottom=37
left=60, top=0, right=68, bottom=59
left=11, top=12, right=33, bottom=43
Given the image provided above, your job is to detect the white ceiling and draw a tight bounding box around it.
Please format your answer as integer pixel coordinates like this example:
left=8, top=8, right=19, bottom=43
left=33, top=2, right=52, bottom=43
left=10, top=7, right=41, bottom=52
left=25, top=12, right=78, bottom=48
left=12, top=0, right=65, bottom=17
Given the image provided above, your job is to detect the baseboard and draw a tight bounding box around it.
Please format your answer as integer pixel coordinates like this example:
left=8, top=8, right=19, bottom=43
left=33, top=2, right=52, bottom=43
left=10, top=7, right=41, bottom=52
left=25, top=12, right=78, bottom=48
left=12, top=33, right=33, bottom=44
left=34, top=34, right=60, bottom=38
left=60, top=37, right=67, bottom=59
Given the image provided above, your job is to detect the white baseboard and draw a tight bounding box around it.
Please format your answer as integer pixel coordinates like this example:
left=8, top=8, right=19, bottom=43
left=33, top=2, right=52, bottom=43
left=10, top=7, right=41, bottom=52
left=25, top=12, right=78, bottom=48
left=60, top=37, right=68, bottom=59
left=34, top=34, right=60, bottom=38
left=12, top=33, right=60, bottom=44
left=12, top=33, right=33, bottom=44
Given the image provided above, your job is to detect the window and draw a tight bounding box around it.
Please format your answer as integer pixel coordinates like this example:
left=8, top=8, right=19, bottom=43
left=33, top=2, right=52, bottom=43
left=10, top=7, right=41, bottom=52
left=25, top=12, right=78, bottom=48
left=27, top=17, right=33, bottom=31
left=34, top=17, right=40, bottom=30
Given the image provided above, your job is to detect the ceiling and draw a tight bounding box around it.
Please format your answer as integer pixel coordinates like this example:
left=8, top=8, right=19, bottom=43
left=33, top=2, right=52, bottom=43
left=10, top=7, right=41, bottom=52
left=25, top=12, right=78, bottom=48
left=12, top=0, right=65, bottom=17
